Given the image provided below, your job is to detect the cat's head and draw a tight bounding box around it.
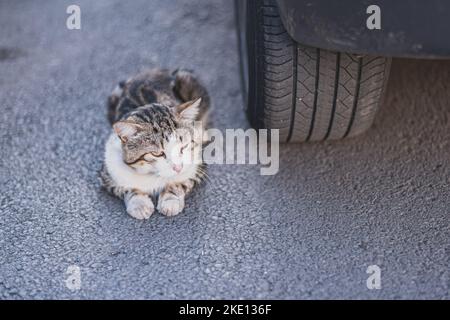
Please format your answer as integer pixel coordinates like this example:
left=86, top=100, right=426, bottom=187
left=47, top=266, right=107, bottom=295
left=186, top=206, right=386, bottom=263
left=113, top=98, right=202, bottom=177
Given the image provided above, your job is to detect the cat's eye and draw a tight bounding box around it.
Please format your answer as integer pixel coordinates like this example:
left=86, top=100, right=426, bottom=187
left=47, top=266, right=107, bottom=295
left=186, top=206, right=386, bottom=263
left=150, top=151, right=165, bottom=158
left=180, top=144, right=189, bottom=154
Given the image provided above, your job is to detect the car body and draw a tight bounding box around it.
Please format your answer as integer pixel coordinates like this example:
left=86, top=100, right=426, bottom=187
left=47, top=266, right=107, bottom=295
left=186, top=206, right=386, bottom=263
left=276, top=0, right=450, bottom=59
left=235, top=0, right=449, bottom=143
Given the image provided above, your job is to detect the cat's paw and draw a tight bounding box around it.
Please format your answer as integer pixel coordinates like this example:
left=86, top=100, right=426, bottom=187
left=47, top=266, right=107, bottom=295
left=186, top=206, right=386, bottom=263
left=157, top=195, right=185, bottom=217
left=126, top=195, right=154, bottom=220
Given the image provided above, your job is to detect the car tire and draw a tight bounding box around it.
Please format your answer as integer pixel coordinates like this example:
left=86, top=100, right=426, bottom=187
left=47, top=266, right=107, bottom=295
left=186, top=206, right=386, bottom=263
left=235, top=0, right=392, bottom=142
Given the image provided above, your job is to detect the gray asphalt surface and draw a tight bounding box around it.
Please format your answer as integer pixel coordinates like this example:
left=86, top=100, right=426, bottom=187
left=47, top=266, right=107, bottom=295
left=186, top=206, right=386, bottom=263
left=0, top=0, right=449, bottom=299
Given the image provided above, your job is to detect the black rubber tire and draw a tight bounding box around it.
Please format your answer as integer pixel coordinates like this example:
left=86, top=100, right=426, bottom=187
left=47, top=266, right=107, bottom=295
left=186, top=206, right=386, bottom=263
left=236, top=0, right=392, bottom=142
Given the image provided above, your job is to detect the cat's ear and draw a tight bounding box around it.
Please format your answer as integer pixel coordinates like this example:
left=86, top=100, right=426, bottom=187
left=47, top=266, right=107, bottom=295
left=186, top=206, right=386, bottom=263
left=176, top=98, right=202, bottom=121
left=113, top=121, right=143, bottom=143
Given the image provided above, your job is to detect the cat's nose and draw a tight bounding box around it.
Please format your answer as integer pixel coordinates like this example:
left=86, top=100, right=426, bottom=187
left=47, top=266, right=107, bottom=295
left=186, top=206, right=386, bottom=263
left=172, top=164, right=183, bottom=173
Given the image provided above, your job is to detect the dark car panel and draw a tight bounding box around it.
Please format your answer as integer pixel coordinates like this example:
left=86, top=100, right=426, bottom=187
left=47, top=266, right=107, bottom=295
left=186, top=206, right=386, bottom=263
left=276, top=0, right=450, bottom=58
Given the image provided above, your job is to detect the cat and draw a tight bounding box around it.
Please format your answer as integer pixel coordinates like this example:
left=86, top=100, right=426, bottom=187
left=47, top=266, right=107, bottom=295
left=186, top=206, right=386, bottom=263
left=101, top=68, right=210, bottom=219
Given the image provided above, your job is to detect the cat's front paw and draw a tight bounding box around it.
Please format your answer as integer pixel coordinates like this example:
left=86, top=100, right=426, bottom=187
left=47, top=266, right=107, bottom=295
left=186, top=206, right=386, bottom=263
left=126, top=194, right=154, bottom=220
left=157, top=195, right=185, bottom=217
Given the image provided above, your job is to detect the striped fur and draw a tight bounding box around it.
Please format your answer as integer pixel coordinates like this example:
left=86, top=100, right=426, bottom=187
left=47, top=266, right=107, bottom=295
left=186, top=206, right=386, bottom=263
left=101, top=68, right=210, bottom=219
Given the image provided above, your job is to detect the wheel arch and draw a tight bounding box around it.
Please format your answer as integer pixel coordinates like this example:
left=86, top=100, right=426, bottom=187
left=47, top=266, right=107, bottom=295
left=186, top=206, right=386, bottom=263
left=276, top=0, right=450, bottom=59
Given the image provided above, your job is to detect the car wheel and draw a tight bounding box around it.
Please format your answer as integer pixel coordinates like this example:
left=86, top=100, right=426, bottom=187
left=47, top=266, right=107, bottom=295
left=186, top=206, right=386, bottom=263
left=235, top=0, right=392, bottom=142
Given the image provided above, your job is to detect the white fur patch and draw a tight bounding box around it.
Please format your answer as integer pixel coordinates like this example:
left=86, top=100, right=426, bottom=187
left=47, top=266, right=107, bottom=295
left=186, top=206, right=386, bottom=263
left=179, top=98, right=201, bottom=120
left=104, top=133, right=200, bottom=194
left=157, top=195, right=184, bottom=217
left=112, top=85, right=123, bottom=97
left=125, top=194, right=154, bottom=220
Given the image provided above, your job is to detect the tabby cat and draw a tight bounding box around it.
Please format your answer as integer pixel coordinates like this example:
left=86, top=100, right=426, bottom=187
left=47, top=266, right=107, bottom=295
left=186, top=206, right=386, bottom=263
left=101, top=68, right=210, bottom=219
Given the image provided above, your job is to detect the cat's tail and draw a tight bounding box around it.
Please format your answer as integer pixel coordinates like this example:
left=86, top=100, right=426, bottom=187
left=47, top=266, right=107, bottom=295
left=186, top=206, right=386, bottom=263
left=107, top=80, right=126, bottom=125
left=172, top=69, right=210, bottom=122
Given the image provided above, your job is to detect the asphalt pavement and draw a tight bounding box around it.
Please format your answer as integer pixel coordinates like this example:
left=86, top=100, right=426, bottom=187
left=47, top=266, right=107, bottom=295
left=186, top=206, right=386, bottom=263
left=0, top=0, right=449, bottom=299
